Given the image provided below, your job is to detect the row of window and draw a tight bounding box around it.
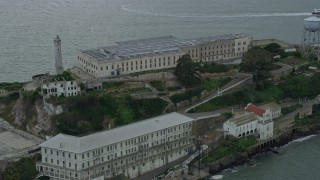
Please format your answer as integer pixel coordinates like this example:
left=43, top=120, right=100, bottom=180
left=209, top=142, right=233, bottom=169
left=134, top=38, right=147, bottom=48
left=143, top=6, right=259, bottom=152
left=43, top=123, right=192, bottom=165
left=44, top=139, right=192, bottom=170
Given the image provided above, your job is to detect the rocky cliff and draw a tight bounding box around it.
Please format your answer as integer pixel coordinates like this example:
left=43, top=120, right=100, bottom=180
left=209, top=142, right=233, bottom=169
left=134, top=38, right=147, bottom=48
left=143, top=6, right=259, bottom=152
left=11, top=93, right=54, bottom=137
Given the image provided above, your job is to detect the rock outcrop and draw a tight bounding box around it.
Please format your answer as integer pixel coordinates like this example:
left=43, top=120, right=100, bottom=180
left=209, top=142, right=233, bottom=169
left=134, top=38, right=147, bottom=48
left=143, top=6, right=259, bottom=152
left=11, top=94, right=53, bottom=137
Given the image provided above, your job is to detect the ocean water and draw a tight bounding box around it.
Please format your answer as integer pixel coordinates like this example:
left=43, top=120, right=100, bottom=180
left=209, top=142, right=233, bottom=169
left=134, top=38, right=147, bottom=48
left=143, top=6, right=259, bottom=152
left=0, top=0, right=319, bottom=82
left=1, top=0, right=320, bottom=178
left=218, top=135, right=320, bottom=180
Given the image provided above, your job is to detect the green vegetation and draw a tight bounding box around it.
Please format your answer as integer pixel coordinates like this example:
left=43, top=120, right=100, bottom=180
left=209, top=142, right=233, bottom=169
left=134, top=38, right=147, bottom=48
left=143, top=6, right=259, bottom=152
left=192, top=72, right=320, bottom=113
left=150, top=80, right=166, bottom=91
left=0, top=92, right=20, bottom=123
left=174, top=54, right=201, bottom=87
left=282, top=104, right=302, bottom=115
left=53, top=71, right=75, bottom=81
left=280, top=57, right=307, bottom=67
left=264, top=43, right=287, bottom=58
left=4, top=157, right=38, bottom=180
left=295, top=104, right=320, bottom=126
left=203, top=136, right=256, bottom=163
left=191, top=85, right=283, bottom=112
left=202, top=77, right=232, bottom=90
left=128, top=87, right=152, bottom=93
left=295, top=111, right=320, bottom=126
left=169, top=77, right=231, bottom=105
left=22, top=90, right=41, bottom=103
left=240, top=48, right=273, bottom=90
left=198, top=62, right=230, bottom=73
left=170, top=88, right=203, bottom=104
left=102, top=82, right=124, bottom=90
left=0, top=92, right=19, bottom=105
left=0, top=82, right=23, bottom=92
left=53, top=95, right=167, bottom=135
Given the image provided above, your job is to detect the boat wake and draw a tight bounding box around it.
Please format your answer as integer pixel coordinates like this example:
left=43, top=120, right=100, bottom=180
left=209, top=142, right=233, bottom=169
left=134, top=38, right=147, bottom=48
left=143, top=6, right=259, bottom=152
left=291, top=134, right=318, bottom=143
left=121, top=4, right=311, bottom=18
left=280, top=134, right=319, bottom=149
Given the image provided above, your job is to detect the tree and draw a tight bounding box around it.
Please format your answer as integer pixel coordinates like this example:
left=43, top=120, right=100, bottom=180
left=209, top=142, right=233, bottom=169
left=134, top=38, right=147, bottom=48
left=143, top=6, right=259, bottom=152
left=4, top=157, right=38, bottom=180
left=240, top=48, right=273, bottom=90
left=174, top=54, right=201, bottom=87
left=264, top=43, right=287, bottom=59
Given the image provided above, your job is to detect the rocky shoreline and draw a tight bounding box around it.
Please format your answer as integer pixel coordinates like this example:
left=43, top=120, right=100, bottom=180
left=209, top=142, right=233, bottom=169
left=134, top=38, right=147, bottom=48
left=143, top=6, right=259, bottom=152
left=207, top=124, right=320, bottom=175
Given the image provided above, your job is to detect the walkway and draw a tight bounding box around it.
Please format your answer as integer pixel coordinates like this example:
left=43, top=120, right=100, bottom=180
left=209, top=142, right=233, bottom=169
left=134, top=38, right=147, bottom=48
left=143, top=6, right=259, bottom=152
left=0, top=117, right=44, bottom=160
left=181, top=73, right=252, bottom=113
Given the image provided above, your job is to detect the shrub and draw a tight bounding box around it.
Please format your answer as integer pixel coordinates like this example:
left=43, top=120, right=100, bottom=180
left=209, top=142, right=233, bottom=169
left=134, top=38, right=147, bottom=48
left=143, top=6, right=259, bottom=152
left=170, top=88, right=203, bottom=104
left=0, top=82, right=23, bottom=91
left=4, top=157, right=37, bottom=180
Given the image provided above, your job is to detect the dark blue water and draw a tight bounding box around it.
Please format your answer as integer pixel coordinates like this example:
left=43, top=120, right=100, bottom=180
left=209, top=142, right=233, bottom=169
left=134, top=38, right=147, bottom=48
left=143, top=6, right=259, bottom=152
left=1, top=1, right=320, bottom=178
left=0, top=0, right=318, bottom=82
left=219, top=135, right=320, bottom=180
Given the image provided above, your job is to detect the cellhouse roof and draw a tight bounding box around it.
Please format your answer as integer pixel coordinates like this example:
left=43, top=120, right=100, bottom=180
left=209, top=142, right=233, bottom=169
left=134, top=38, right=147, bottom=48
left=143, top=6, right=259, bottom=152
left=40, top=112, right=194, bottom=153
left=80, top=33, right=250, bottom=62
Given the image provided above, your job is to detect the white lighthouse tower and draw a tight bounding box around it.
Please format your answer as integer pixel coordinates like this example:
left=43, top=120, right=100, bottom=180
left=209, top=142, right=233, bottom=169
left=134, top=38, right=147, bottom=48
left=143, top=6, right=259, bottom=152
left=54, top=35, right=64, bottom=74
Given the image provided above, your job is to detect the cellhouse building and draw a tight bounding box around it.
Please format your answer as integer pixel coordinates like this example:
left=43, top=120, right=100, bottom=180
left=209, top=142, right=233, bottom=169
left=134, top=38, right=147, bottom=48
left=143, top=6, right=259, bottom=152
left=76, top=34, right=252, bottom=78
left=36, top=112, right=195, bottom=180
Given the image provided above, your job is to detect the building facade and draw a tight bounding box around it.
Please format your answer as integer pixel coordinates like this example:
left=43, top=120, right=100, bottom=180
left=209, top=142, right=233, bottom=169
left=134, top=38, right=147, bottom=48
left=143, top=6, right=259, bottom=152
left=76, top=34, right=252, bottom=78
left=224, top=102, right=281, bottom=140
left=36, top=113, right=195, bottom=180
left=259, top=102, right=281, bottom=119
left=42, top=80, right=81, bottom=98
left=223, top=113, right=259, bottom=138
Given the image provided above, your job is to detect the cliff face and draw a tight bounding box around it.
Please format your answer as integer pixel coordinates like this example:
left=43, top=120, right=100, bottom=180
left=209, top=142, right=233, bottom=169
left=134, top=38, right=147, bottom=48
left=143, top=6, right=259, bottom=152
left=11, top=94, right=53, bottom=137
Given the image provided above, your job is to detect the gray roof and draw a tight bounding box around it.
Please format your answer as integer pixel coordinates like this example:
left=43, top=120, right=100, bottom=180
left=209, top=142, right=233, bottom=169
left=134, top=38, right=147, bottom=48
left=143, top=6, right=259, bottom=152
left=81, top=34, right=250, bottom=62
left=230, top=113, right=258, bottom=126
left=40, top=112, right=194, bottom=153
left=187, top=33, right=249, bottom=45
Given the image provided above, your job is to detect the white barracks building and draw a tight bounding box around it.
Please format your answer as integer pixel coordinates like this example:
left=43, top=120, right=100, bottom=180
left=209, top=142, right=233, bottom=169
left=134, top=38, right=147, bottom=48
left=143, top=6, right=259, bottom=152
left=77, top=34, right=252, bottom=78
left=36, top=113, right=195, bottom=180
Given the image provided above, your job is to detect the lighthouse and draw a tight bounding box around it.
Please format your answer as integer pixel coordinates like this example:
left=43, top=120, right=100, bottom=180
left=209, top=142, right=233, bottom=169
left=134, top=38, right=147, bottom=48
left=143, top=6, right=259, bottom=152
left=54, top=35, right=64, bottom=74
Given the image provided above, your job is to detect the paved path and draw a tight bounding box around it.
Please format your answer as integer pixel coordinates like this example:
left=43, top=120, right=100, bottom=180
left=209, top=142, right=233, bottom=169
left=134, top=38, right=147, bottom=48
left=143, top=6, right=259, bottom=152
left=0, top=117, right=44, bottom=160
left=69, top=67, right=94, bottom=80
left=181, top=73, right=252, bottom=114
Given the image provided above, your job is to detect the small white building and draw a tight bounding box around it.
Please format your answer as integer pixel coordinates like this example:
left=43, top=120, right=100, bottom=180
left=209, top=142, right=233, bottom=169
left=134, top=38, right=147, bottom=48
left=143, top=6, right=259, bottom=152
left=245, top=102, right=281, bottom=121
left=259, top=102, right=281, bottom=119
left=223, top=113, right=258, bottom=138
left=224, top=102, right=280, bottom=140
left=42, top=80, right=81, bottom=98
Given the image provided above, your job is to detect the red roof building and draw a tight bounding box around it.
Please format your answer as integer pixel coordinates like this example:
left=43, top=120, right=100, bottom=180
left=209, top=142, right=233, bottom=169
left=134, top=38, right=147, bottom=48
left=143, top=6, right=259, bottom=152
left=245, top=104, right=266, bottom=117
